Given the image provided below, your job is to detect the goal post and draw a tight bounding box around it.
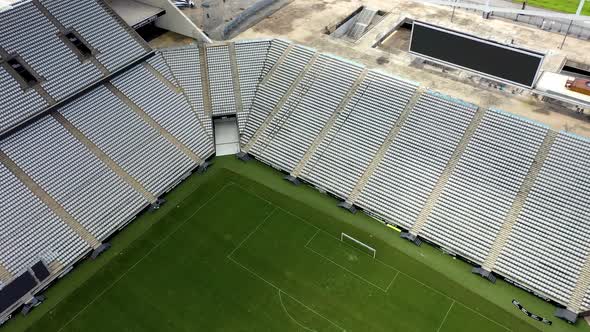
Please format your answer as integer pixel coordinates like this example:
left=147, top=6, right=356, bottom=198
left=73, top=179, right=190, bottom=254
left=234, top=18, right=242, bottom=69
left=340, top=233, right=376, bottom=258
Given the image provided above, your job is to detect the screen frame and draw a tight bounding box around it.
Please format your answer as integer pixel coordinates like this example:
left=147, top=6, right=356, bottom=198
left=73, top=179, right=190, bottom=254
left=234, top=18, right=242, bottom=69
left=409, top=21, right=545, bottom=89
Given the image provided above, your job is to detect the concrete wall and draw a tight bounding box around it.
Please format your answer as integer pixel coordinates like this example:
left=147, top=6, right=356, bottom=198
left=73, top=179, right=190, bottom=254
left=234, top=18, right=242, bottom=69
left=136, top=0, right=211, bottom=43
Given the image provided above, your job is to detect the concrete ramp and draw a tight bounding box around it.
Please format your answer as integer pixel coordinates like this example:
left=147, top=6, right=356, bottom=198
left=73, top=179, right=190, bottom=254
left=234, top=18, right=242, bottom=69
left=215, top=118, right=239, bottom=156
left=347, top=8, right=377, bottom=39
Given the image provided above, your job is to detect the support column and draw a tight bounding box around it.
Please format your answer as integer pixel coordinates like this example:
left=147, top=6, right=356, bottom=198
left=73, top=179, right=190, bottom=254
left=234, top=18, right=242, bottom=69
left=143, top=62, right=180, bottom=93
left=0, top=262, right=12, bottom=283
left=228, top=42, right=245, bottom=120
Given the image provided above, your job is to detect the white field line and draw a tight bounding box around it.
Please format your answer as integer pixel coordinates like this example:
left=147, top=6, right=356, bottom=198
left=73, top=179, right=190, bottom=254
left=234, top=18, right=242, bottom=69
left=278, top=289, right=317, bottom=332
left=227, top=255, right=346, bottom=331
left=227, top=206, right=276, bottom=258
left=304, top=239, right=391, bottom=293
left=232, top=182, right=512, bottom=331
left=305, top=229, right=321, bottom=247
left=56, top=183, right=235, bottom=332
left=385, top=271, right=400, bottom=293
left=437, top=300, right=455, bottom=332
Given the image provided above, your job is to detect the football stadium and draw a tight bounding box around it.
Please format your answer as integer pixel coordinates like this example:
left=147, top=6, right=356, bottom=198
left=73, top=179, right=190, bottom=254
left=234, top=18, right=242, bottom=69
left=1, top=0, right=590, bottom=331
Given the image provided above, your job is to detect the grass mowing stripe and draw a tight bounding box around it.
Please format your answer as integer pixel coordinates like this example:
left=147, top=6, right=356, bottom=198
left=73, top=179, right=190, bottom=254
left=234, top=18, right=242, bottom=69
left=56, top=182, right=234, bottom=332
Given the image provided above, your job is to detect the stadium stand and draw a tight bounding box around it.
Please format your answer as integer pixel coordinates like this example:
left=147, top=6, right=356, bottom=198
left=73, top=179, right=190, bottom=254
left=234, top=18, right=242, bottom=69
left=234, top=39, right=272, bottom=134
left=495, top=132, right=590, bottom=310
left=250, top=53, right=368, bottom=172
left=59, top=86, right=195, bottom=197
left=420, top=110, right=550, bottom=264
left=0, top=117, right=147, bottom=241
left=1, top=0, right=590, bottom=322
left=39, top=0, right=149, bottom=71
left=297, top=70, right=418, bottom=200
left=110, top=64, right=214, bottom=162
left=158, top=46, right=213, bottom=137
left=239, top=39, right=292, bottom=147
left=0, top=163, right=88, bottom=276
left=206, top=44, right=238, bottom=117
left=0, top=0, right=149, bottom=135
left=146, top=53, right=178, bottom=87
left=0, top=0, right=213, bottom=321
left=355, top=91, right=479, bottom=229
left=238, top=42, right=590, bottom=320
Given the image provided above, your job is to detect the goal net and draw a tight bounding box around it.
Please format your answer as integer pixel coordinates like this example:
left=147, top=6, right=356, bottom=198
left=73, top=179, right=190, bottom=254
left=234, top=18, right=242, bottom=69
left=341, top=233, right=376, bottom=258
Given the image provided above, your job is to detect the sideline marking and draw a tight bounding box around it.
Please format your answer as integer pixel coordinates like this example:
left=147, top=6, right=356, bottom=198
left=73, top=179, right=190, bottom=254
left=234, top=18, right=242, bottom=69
left=57, top=183, right=235, bottom=332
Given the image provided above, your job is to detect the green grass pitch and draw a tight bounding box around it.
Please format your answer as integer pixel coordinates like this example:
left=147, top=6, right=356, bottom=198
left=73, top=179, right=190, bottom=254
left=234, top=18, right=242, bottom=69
left=3, top=157, right=590, bottom=331
left=514, top=0, right=590, bottom=15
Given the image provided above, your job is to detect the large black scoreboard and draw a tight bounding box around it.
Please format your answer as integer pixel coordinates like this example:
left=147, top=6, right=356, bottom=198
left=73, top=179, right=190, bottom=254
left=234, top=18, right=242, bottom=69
left=409, top=21, right=544, bottom=88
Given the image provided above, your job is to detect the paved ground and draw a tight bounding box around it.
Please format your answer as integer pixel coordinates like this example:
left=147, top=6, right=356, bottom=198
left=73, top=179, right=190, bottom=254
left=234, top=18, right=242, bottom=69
left=150, top=0, right=590, bottom=137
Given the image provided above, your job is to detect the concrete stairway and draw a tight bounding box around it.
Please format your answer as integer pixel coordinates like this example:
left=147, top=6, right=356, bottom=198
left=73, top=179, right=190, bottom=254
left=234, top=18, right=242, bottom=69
left=198, top=46, right=213, bottom=117
left=568, top=255, right=590, bottom=313
left=290, top=68, right=369, bottom=178
left=228, top=42, right=245, bottom=122
left=259, top=44, right=294, bottom=86
left=346, top=86, right=425, bottom=205
left=0, top=151, right=101, bottom=249
left=0, top=263, right=12, bottom=283
left=410, top=107, right=487, bottom=236
left=48, top=259, right=65, bottom=274
left=348, top=8, right=377, bottom=39
left=52, top=112, right=157, bottom=204
left=481, top=130, right=558, bottom=272
left=143, top=62, right=180, bottom=93
left=243, top=52, right=320, bottom=153
left=105, top=82, right=203, bottom=165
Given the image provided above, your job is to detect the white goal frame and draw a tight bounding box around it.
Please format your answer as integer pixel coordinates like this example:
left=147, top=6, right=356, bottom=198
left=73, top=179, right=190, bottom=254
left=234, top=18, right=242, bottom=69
left=341, top=233, right=376, bottom=258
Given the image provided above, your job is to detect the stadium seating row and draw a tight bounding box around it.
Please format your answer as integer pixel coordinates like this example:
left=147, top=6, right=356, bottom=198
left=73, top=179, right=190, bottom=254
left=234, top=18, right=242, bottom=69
left=1, top=2, right=590, bottom=319
left=239, top=41, right=590, bottom=315
left=0, top=12, right=215, bottom=318
left=0, top=0, right=148, bottom=133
